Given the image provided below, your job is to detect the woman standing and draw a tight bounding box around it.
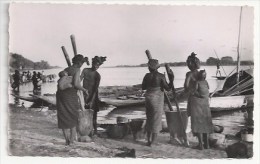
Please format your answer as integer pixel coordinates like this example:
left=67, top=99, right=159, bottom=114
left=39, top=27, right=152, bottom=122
left=81, top=56, right=106, bottom=135
left=56, top=54, right=88, bottom=146
left=142, top=59, right=173, bottom=146
left=184, top=52, right=213, bottom=150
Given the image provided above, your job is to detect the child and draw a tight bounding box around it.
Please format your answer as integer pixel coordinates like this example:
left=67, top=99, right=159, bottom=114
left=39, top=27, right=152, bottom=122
left=57, top=71, right=73, bottom=90
left=191, top=70, right=213, bottom=150
left=193, top=70, right=210, bottom=98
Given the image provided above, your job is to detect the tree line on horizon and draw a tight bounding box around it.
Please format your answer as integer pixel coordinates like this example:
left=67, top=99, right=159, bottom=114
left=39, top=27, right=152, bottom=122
left=9, top=53, right=253, bottom=70
left=116, top=56, right=254, bottom=67
left=9, top=53, right=59, bottom=71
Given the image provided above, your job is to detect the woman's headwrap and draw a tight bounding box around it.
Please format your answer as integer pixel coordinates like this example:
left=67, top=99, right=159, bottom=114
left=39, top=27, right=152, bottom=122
left=186, top=52, right=200, bottom=70
left=72, top=54, right=89, bottom=65
left=148, top=59, right=160, bottom=70
left=92, top=56, right=107, bottom=65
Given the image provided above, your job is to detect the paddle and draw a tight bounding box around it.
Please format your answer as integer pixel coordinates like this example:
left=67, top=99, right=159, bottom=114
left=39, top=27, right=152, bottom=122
left=165, top=63, right=188, bottom=146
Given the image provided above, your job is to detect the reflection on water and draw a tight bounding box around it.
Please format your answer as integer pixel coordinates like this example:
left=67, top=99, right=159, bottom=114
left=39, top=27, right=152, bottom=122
left=9, top=81, right=55, bottom=107
left=12, top=90, right=21, bottom=106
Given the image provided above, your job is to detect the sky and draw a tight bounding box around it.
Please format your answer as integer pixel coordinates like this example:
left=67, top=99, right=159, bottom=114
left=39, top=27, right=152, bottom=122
left=9, top=4, right=254, bottom=67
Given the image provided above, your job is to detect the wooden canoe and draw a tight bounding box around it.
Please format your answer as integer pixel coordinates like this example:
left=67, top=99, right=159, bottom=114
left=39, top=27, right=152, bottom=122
left=101, top=94, right=252, bottom=112
left=212, top=76, right=226, bottom=80
left=11, top=94, right=40, bottom=102
left=209, top=95, right=249, bottom=112
left=29, top=94, right=56, bottom=105
left=101, top=97, right=145, bottom=107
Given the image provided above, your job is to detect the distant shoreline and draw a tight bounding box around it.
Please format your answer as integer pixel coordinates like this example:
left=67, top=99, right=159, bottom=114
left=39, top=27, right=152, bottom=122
left=107, top=64, right=254, bottom=68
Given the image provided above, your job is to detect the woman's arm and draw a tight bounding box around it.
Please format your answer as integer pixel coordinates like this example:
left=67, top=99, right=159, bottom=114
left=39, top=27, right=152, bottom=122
left=142, top=74, right=148, bottom=90
left=89, top=73, right=101, bottom=102
left=184, top=72, right=191, bottom=91
left=80, top=68, right=85, bottom=81
left=73, top=69, right=88, bottom=93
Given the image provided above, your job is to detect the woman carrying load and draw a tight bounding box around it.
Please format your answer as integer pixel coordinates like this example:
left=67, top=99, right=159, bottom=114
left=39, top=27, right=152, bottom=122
left=56, top=54, right=88, bottom=146
left=142, top=59, right=173, bottom=146
left=184, top=52, right=213, bottom=150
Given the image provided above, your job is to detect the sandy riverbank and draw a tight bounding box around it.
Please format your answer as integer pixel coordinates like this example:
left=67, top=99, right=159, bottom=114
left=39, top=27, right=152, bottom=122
left=7, top=103, right=253, bottom=159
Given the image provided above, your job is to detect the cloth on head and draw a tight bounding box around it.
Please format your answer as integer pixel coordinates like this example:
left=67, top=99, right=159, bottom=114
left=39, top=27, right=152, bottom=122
left=186, top=52, right=200, bottom=70
left=148, top=59, right=160, bottom=70
left=92, top=56, right=107, bottom=65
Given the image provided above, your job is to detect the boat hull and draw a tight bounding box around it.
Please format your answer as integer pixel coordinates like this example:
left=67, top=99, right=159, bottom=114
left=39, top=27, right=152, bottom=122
left=11, top=94, right=39, bottom=102
left=101, top=95, right=253, bottom=112
left=209, top=95, right=248, bottom=112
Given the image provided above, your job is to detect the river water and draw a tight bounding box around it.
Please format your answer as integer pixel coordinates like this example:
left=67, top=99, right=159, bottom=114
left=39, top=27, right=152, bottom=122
left=8, top=65, right=252, bottom=136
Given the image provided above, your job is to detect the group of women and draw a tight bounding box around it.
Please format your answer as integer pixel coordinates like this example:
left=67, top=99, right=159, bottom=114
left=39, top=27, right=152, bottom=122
left=56, top=53, right=213, bottom=149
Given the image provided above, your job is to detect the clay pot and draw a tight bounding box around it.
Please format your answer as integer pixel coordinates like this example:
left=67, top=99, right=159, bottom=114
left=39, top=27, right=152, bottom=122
left=106, top=124, right=129, bottom=139
left=213, top=125, right=224, bottom=133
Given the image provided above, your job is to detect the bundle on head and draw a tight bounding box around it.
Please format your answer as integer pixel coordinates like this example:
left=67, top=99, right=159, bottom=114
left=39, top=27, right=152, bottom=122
left=148, top=59, right=160, bottom=70
left=186, top=52, right=200, bottom=70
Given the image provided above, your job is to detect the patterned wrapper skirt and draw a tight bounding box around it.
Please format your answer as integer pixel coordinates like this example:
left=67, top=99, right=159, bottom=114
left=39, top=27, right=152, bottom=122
left=188, top=96, right=213, bottom=134
left=145, top=87, right=164, bottom=133
left=56, top=88, right=80, bottom=129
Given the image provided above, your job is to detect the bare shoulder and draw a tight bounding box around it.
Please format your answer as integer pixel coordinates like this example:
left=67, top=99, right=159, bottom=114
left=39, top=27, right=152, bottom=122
left=186, top=71, right=192, bottom=77
left=82, top=68, right=91, bottom=74
left=144, top=72, right=150, bottom=77
left=157, top=72, right=165, bottom=78
left=82, top=67, right=90, bottom=71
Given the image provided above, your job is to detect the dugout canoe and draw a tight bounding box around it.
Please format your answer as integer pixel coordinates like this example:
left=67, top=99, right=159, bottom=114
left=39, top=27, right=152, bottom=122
left=101, top=94, right=251, bottom=112
left=101, top=97, right=145, bottom=107
left=29, top=94, right=56, bottom=105
left=212, top=76, right=226, bottom=80
left=11, top=94, right=40, bottom=102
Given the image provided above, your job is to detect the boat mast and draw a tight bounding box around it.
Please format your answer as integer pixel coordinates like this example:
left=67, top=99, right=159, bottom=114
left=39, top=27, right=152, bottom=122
left=236, top=6, right=243, bottom=84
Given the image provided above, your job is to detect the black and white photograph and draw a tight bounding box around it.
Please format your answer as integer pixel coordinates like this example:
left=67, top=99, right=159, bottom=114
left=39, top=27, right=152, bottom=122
left=0, top=1, right=259, bottom=163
